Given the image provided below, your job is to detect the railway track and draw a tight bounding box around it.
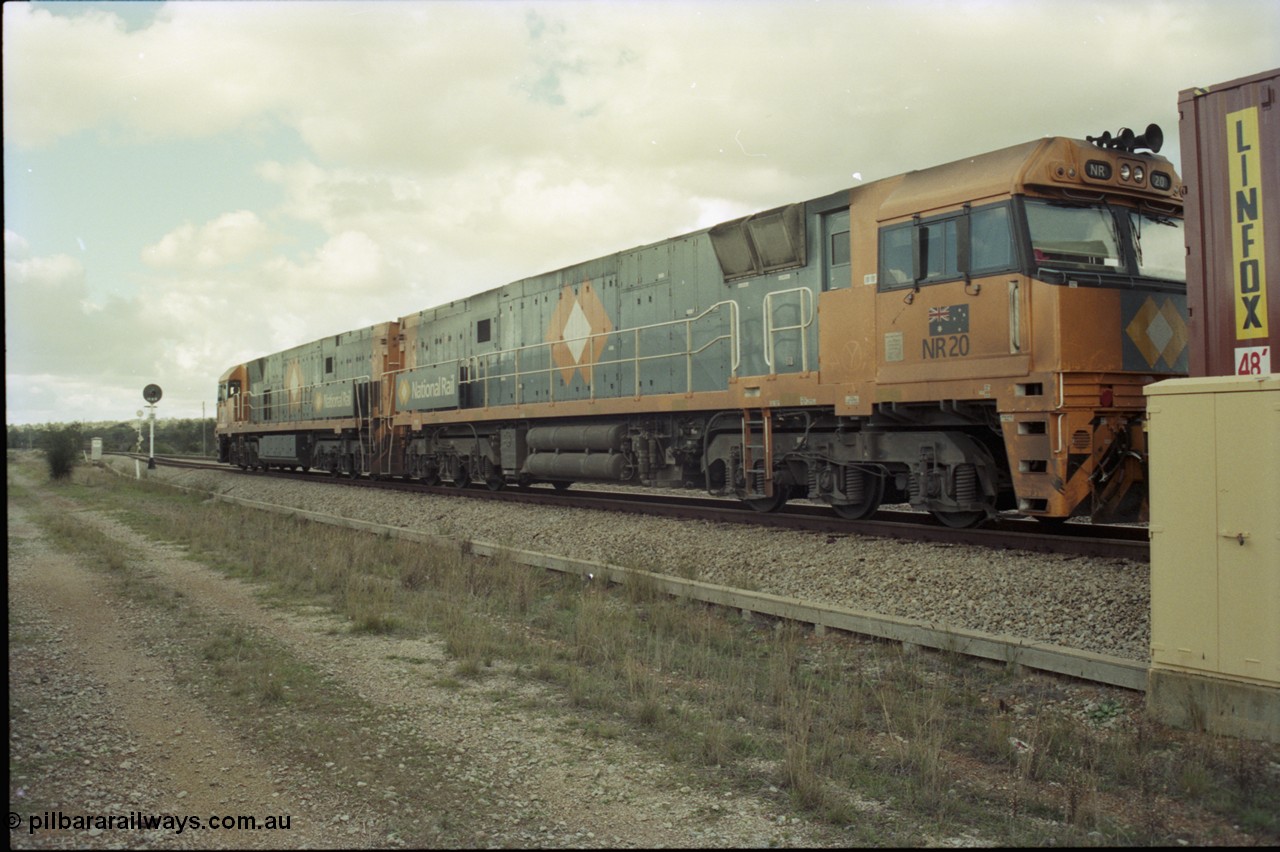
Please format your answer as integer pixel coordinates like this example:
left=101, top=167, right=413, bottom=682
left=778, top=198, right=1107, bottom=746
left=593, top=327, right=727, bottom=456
left=130, top=453, right=1149, bottom=562
left=113, top=453, right=1151, bottom=693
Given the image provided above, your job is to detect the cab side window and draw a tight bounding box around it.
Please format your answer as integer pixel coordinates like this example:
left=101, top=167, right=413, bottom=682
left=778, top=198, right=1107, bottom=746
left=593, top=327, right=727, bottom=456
left=919, top=219, right=959, bottom=281
left=877, top=202, right=1014, bottom=290
left=879, top=224, right=914, bottom=288
left=821, top=207, right=851, bottom=291
left=970, top=206, right=1014, bottom=273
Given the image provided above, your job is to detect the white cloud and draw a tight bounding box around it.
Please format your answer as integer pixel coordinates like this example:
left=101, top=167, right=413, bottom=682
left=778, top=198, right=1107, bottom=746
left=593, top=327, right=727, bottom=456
left=4, top=243, right=174, bottom=395
left=5, top=249, right=90, bottom=341
left=5, top=372, right=148, bottom=427
left=8, top=1, right=1276, bottom=169
left=4, top=0, right=1279, bottom=425
left=264, top=229, right=389, bottom=292
left=142, top=210, right=277, bottom=270
left=4, top=228, right=32, bottom=257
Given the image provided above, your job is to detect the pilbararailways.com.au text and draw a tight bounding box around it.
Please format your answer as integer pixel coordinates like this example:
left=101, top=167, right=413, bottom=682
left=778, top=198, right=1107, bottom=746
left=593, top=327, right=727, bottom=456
left=12, top=810, right=291, bottom=835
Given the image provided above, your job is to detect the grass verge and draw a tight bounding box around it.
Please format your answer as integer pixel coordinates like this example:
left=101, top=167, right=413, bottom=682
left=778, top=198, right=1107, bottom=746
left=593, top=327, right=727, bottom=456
left=11, top=453, right=1279, bottom=846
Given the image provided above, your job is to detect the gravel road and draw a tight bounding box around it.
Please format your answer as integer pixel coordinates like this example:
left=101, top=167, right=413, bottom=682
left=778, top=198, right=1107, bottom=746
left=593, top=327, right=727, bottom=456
left=9, top=462, right=847, bottom=848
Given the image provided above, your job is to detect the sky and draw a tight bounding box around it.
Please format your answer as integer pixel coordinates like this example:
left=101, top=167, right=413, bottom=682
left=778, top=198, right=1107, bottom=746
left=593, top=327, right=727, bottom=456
left=4, top=0, right=1277, bottom=426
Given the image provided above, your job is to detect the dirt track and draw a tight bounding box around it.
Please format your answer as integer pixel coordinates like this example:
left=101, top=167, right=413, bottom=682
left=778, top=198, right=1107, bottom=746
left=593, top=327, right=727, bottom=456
left=8, top=469, right=840, bottom=849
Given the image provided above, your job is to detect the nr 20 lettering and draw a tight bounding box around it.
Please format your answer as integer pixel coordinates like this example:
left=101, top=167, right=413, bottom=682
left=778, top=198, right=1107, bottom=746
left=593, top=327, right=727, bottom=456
left=922, top=334, right=970, bottom=359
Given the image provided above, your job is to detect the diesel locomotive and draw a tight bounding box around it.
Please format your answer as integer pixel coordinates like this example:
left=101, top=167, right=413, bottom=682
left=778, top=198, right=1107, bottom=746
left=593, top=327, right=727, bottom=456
left=216, top=125, right=1187, bottom=527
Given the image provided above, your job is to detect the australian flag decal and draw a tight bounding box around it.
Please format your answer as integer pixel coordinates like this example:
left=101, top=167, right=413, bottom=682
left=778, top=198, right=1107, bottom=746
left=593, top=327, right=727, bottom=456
left=928, top=304, right=969, bottom=336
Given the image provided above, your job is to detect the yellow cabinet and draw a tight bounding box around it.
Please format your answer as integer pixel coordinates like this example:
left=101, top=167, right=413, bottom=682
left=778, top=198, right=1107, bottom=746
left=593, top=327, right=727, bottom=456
left=1146, top=374, right=1279, bottom=686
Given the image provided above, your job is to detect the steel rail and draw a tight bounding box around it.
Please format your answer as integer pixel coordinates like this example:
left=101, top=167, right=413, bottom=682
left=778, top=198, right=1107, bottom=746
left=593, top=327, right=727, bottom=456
left=120, top=453, right=1149, bottom=561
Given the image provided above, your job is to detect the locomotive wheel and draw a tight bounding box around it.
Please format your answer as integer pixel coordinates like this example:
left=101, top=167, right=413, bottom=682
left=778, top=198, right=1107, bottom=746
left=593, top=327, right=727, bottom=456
left=452, top=463, right=470, bottom=488
left=743, top=486, right=789, bottom=513
left=739, top=460, right=786, bottom=512
left=831, top=473, right=884, bottom=521
left=480, top=459, right=505, bottom=491
left=420, top=469, right=440, bottom=487
left=931, top=509, right=988, bottom=529
left=551, top=481, right=572, bottom=492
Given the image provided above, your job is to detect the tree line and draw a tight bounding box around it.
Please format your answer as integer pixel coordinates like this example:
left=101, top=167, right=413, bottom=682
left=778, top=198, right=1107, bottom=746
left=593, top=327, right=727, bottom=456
left=7, top=419, right=218, bottom=458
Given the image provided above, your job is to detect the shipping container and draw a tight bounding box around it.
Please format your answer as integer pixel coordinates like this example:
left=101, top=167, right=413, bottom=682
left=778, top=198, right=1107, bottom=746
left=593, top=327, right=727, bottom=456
left=1178, top=68, right=1280, bottom=377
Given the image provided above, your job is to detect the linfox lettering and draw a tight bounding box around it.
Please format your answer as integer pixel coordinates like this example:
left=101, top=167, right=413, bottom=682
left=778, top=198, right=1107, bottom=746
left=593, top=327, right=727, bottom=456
left=1227, top=107, right=1269, bottom=340
left=1236, top=188, right=1258, bottom=224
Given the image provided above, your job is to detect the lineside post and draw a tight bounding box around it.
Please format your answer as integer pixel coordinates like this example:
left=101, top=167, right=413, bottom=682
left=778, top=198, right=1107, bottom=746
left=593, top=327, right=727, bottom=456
left=142, top=384, right=163, bottom=470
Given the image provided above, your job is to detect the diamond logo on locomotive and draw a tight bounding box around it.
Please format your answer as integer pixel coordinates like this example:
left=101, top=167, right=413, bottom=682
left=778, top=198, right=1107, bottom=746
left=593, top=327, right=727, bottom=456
left=546, top=279, right=614, bottom=384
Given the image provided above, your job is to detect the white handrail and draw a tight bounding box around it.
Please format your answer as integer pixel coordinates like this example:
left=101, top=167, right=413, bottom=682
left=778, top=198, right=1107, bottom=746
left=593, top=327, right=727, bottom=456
left=247, top=374, right=374, bottom=472
left=762, top=287, right=814, bottom=373
left=389, top=299, right=742, bottom=407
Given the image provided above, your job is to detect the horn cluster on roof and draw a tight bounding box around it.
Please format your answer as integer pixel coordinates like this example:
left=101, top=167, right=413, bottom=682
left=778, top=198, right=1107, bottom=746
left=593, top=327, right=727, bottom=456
left=1087, top=123, right=1164, bottom=154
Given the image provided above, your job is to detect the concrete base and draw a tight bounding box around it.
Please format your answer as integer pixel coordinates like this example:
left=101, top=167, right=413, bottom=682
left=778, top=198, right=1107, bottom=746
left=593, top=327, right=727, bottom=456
left=1147, top=667, right=1280, bottom=743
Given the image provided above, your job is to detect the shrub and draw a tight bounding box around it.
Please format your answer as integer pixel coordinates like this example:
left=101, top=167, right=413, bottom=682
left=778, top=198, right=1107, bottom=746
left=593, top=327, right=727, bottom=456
left=44, top=423, right=84, bottom=480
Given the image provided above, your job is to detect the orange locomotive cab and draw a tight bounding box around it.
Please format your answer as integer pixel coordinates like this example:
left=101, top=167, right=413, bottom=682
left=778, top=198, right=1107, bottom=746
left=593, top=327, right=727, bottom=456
left=215, top=363, right=250, bottom=463
left=1009, top=131, right=1186, bottom=521
left=825, top=129, right=1186, bottom=523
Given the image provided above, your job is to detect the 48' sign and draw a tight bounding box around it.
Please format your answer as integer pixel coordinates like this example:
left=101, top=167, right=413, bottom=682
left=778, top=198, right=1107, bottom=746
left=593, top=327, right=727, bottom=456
left=1236, top=345, right=1271, bottom=375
